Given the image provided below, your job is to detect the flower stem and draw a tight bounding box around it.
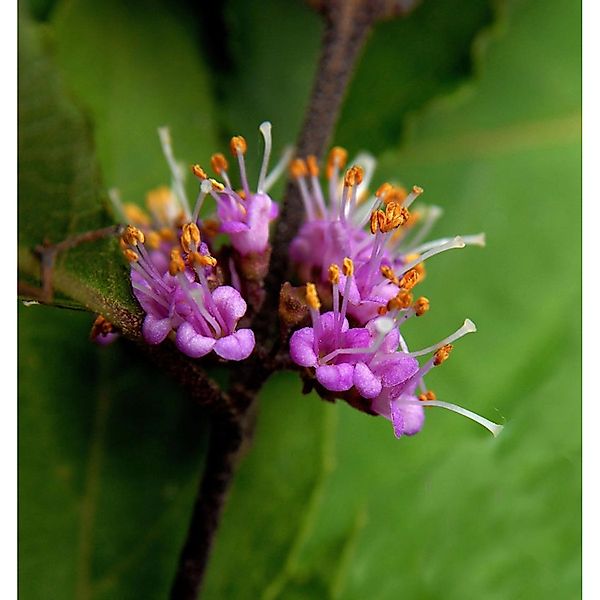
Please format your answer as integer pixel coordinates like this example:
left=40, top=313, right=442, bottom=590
left=169, top=410, right=253, bottom=600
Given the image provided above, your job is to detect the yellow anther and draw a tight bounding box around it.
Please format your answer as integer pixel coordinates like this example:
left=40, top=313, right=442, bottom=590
left=383, top=186, right=408, bottom=205
left=169, top=248, right=185, bottom=276
left=123, top=248, right=138, bottom=263
left=376, top=182, right=392, bottom=198
left=145, top=186, right=175, bottom=224
left=370, top=211, right=379, bottom=234
left=380, top=202, right=410, bottom=232
left=306, top=155, right=320, bottom=177
left=188, top=252, right=217, bottom=268
left=209, top=178, right=225, bottom=192
left=230, top=135, right=247, bottom=156
left=342, top=257, right=354, bottom=277
left=404, top=211, right=421, bottom=228
left=412, top=185, right=424, bottom=196
left=387, top=291, right=413, bottom=311
left=418, top=390, right=437, bottom=401
left=434, top=344, right=453, bottom=366
left=123, top=203, right=151, bottom=226
left=399, top=268, right=420, bottom=291
left=380, top=265, right=399, bottom=286
left=290, top=158, right=308, bottom=179
left=414, top=296, right=430, bottom=317
left=191, top=164, right=208, bottom=180
left=92, top=315, right=114, bottom=337
left=328, top=264, right=340, bottom=285
left=181, top=222, right=201, bottom=252
left=122, top=225, right=145, bottom=246
left=326, top=146, right=348, bottom=178
left=159, top=227, right=176, bottom=242
left=237, top=189, right=247, bottom=200
left=344, top=165, right=364, bottom=187
left=210, top=153, right=229, bottom=175
left=145, top=231, right=161, bottom=250
left=306, top=282, right=321, bottom=310
left=404, top=253, right=426, bottom=279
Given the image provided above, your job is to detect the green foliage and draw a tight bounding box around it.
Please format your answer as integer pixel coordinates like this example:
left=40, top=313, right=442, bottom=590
left=18, top=0, right=580, bottom=598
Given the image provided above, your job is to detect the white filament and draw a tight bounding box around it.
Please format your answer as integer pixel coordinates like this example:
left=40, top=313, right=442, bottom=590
left=409, top=319, right=477, bottom=357
left=158, top=127, right=191, bottom=219
left=401, top=204, right=443, bottom=249
left=410, top=232, right=486, bottom=255
left=407, top=399, right=504, bottom=437
left=108, top=188, right=125, bottom=222
left=402, top=187, right=423, bottom=209
left=263, top=145, right=294, bottom=193
left=401, top=236, right=466, bottom=274
left=257, top=121, right=272, bottom=193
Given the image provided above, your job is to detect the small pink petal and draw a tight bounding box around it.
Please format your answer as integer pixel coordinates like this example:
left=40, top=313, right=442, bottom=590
left=290, top=328, right=317, bottom=367
left=175, top=321, right=215, bottom=358
left=214, top=329, right=255, bottom=361
left=316, top=363, right=354, bottom=392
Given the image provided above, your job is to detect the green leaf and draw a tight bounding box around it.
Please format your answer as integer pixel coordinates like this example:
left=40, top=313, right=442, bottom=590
left=18, top=7, right=137, bottom=316
left=219, top=0, right=495, bottom=162
left=18, top=305, right=208, bottom=599
left=52, top=0, right=220, bottom=205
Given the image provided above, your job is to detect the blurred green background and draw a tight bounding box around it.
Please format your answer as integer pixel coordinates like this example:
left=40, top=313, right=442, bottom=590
left=18, top=0, right=581, bottom=598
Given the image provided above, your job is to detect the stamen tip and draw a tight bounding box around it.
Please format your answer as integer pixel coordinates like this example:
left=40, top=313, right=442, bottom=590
left=454, top=235, right=466, bottom=248
left=259, top=121, right=272, bottom=135
left=464, top=318, right=477, bottom=333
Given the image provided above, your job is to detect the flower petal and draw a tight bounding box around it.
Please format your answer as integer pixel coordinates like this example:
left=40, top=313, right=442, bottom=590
left=289, top=328, right=317, bottom=367
left=378, top=354, right=419, bottom=387
left=391, top=395, right=425, bottom=438
left=142, top=314, right=172, bottom=345
left=175, top=321, right=215, bottom=358
left=316, top=363, right=354, bottom=392
left=214, top=329, right=255, bottom=361
left=353, top=362, right=382, bottom=399
left=212, top=286, right=247, bottom=333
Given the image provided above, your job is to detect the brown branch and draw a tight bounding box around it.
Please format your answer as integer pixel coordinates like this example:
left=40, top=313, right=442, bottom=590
left=169, top=407, right=256, bottom=600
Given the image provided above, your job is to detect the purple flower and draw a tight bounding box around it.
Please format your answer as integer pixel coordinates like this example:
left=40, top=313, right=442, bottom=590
left=288, top=150, right=486, bottom=325
left=190, top=122, right=289, bottom=256
left=290, top=273, right=419, bottom=396
left=121, top=224, right=255, bottom=361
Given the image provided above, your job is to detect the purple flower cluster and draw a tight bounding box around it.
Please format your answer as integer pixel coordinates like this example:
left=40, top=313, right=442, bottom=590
left=113, top=122, right=288, bottom=361
left=288, top=149, right=502, bottom=438
left=110, top=124, right=501, bottom=439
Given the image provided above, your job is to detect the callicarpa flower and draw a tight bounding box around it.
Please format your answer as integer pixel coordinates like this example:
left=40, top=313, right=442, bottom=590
left=111, top=122, right=290, bottom=361
left=288, top=147, right=502, bottom=438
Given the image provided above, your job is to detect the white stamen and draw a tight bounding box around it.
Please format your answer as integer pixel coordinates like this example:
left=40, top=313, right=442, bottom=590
left=108, top=188, right=126, bottom=222
left=401, top=236, right=466, bottom=274
left=409, top=232, right=486, bottom=255
left=192, top=179, right=214, bottom=223
left=409, top=319, right=477, bottom=357
left=351, top=152, right=377, bottom=198
left=257, top=121, right=272, bottom=193
left=263, top=145, right=294, bottom=193
left=403, top=186, right=423, bottom=209
left=158, top=127, right=191, bottom=219
left=407, top=399, right=504, bottom=437
left=401, top=204, right=443, bottom=249
left=298, top=177, right=315, bottom=221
